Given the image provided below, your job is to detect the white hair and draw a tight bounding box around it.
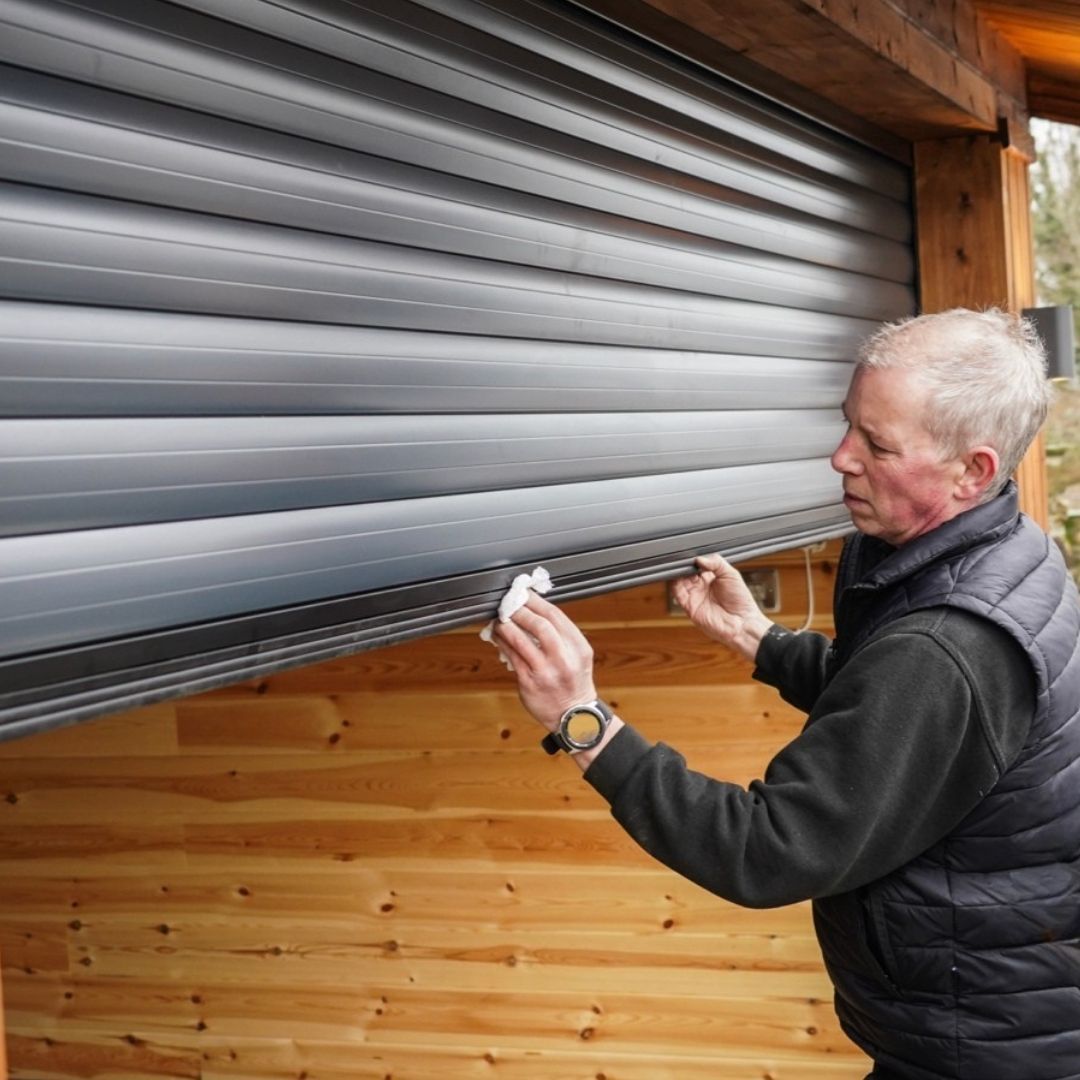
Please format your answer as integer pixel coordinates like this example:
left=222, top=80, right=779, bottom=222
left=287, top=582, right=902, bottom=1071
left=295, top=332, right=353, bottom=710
left=856, top=308, right=1052, bottom=498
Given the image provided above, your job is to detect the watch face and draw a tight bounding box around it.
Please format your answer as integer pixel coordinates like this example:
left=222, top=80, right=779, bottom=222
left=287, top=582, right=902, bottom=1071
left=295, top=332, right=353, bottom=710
left=563, top=707, right=604, bottom=748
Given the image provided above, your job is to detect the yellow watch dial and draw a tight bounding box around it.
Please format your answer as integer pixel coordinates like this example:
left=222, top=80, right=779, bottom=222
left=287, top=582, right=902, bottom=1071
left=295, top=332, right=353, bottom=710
left=564, top=708, right=603, bottom=747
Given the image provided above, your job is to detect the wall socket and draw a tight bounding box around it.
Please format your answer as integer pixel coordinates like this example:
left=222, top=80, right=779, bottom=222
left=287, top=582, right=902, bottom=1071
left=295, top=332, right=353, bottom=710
left=667, top=567, right=780, bottom=614
left=742, top=568, right=780, bottom=613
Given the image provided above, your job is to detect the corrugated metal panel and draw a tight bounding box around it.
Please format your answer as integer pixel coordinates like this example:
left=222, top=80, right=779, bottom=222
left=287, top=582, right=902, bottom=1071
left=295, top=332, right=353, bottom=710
left=0, top=503, right=841, bottom=742
left=3, top=411, right=844, bottom=534
left=0, top=304, right=856, bottom=416
left=2, top=459, right=842, bottom=657
left=0, top=0, right=915, bottom=737
left=0, top=181, right=887, bottom=347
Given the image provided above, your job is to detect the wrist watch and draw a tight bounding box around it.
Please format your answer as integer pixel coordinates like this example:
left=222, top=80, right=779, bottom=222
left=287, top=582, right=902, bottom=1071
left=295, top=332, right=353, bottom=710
left=541, top=699, right=614, bottom=755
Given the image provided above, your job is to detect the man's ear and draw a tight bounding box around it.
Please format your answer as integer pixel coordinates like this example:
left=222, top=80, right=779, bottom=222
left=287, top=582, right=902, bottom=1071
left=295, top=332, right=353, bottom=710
left=956, top=446, right=1000, bottom=500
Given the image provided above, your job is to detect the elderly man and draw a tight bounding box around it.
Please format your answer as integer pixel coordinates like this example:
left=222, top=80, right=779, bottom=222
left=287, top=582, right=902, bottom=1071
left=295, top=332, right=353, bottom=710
left=492, top=308, right=1080, bottom=1080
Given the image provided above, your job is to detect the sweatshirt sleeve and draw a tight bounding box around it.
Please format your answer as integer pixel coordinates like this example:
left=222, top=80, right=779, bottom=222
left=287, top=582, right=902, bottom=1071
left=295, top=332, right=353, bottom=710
left=751, top=624, right=832, bottom=713
left=584, top=620, right=1031, bottom=908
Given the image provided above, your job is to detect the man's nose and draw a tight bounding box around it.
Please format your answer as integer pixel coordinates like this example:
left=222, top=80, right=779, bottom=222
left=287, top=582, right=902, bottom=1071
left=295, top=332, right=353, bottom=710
left=830, top=431, right=860, bottom=475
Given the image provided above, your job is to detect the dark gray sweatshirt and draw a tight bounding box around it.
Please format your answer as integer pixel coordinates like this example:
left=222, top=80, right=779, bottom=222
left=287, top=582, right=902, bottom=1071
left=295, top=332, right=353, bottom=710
left=584, top=608, right=1035, bottom=908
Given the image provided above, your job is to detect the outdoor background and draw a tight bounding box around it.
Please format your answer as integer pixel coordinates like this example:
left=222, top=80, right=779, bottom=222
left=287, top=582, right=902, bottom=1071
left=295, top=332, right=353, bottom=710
left=1034, top=118, right=1080, bottom=578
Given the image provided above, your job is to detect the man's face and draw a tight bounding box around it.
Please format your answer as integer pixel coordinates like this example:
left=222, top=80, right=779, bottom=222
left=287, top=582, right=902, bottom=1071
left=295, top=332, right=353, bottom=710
left=831, top=366, right=967, bottom=547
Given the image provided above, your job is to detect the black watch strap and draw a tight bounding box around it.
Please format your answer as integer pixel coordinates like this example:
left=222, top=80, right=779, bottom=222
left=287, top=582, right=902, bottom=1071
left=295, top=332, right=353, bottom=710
left=541, top=731, right=563, bottom=755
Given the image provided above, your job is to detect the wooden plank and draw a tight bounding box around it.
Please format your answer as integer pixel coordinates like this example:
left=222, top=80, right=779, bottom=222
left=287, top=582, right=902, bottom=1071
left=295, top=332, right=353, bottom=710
left=0, top=869, right=817, bottom=939
left=4, top=1028, right=872, bottom=1080
left=173, top=683, right=806, bottom=756
left=198, top=1039, right=871, bottom=1080
left=1004, top=146, right=1036, bottom=311
left=6, top=1030, right=201, bottom=1079
left=176, top=693, right=511, bottom=753
left=49, top=935, right=836, bottom=995
left=3, top=969, right=846, bottom=1052
left=0, top=707, right=178, bottom=761
left=0, top=702, right=808, bottom=822
left=1028, top=70, right=1080, bottom=126
left=179, top=813, right=657, bottom=870
left=207, top=625, right=754, bottom=694
left=350, top=987, right=850, bottom=1058
left=65, top=917, right=824, bottom=978
left=0, top=824, right=187, bottom=878
left=0, top=921, right=68, bottom=976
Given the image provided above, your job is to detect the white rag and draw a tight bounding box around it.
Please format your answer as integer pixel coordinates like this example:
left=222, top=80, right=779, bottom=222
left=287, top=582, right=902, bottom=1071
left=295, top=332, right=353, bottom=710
left=479, top=566, right=553, bottom=669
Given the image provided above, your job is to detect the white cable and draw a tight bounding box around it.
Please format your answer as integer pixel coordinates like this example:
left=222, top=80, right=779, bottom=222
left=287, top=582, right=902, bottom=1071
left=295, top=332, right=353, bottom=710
left=794, top=544, right=815, bottom=634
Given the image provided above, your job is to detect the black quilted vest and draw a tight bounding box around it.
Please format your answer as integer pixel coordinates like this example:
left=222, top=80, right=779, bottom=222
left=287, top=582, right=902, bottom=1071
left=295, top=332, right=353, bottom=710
left=813, top=484, right=1080, bottom=1080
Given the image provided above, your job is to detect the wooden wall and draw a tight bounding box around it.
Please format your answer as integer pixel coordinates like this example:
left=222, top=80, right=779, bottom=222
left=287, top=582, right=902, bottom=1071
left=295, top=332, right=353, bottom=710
left=0, top=545, right=871, bottom=1079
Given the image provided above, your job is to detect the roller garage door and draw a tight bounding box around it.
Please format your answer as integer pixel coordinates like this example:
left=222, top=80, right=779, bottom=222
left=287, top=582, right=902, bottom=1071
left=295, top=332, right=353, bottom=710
left=0, top=0, right=916, bottom=737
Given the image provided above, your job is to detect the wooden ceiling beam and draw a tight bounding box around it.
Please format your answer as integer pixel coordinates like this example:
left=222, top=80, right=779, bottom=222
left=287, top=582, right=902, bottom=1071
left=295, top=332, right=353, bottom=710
left=584, top=0, right=1033, bottom=155
left=1027, top=71, right=1080, bottom=126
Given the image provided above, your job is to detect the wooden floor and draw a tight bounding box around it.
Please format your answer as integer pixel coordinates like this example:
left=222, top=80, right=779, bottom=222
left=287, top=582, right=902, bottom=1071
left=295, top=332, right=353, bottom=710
left=0, top=548, right=871, bottom=1078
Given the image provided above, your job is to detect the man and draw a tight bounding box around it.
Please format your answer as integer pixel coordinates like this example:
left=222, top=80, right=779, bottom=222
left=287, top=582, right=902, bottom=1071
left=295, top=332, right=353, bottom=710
left=492, top=308, right=1080, bottom=1080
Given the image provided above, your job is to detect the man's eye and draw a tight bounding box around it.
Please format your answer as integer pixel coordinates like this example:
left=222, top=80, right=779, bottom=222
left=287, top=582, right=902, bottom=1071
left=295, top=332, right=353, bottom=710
left=869, top=440, right=889, bottom=454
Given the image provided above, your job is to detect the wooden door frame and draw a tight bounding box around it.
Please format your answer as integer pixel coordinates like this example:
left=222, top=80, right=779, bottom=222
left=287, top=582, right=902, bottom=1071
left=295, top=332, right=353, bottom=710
left=914, top=134, right=1048, bottom=526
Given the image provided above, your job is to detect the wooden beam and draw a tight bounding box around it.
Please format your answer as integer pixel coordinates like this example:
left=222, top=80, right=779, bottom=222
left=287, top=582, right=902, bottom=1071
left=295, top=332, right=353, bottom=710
left=1027, top=71, right=1080, bottom=126
left=893, top=0, right=1027, bottom=102
left=890, top=0, right=1032, bottom=157
left=583, top=0, right=1032, bottom=153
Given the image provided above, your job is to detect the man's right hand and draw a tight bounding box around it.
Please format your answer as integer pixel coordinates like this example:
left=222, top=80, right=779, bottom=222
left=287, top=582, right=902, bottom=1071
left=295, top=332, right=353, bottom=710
left=672, top=553, right=772, bottom=663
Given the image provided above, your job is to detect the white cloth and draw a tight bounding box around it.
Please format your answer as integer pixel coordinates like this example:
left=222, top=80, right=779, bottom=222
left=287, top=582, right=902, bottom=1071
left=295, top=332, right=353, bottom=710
left=479, top=566, right=553, bottom=669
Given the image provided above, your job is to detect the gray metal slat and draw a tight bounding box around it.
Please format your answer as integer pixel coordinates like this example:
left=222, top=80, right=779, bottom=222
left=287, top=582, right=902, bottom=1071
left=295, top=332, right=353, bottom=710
left=0, top=73, right=914, bottom=317
left=0, top=185, right=880, bottom=353
left=166, top=0, right=912, bottom=242
left=0, top=303, right=857, bottom=417
left=414, top=0, right=913, bottom=198
left=0, top=0, right=913, bottom=277
left=0, top=458, right=841, bottom=656
left=1, top=411, right=845, bottom=534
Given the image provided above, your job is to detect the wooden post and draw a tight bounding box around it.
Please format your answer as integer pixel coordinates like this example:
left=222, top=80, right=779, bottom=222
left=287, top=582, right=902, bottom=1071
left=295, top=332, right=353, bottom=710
left=914, top=134, right=1048, bottom=527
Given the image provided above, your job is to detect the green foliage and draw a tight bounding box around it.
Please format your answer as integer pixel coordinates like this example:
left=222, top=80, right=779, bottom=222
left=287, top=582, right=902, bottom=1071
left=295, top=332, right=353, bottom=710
left=1048, top=384, right=1080, bottom=494
left=1032, top=121, right=1080, bottom=578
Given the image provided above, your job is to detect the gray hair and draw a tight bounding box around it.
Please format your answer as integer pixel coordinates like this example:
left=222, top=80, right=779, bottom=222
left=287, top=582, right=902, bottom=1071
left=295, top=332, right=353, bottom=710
left=856, top=308, right=1052, bottom=498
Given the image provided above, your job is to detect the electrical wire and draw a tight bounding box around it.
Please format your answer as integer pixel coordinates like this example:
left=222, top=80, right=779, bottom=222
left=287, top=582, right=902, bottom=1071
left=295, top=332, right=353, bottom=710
left=794, top=544, right=815, bottom=634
